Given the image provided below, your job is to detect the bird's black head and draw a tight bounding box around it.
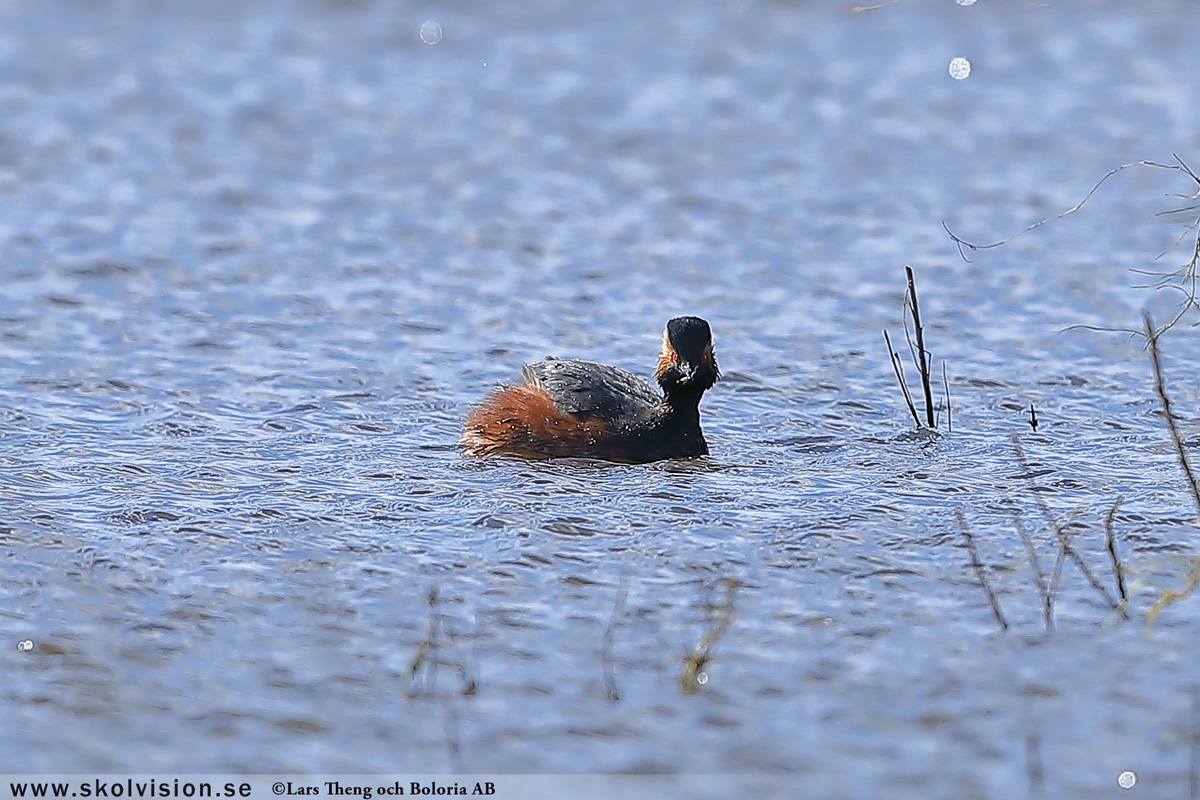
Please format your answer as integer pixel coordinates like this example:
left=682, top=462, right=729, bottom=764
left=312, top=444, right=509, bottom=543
left=655, top=316, right=719, bottom=397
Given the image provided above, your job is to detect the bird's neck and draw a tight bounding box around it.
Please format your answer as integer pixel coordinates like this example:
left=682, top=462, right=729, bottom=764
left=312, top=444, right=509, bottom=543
left=663, top=389, right=704, bottom=423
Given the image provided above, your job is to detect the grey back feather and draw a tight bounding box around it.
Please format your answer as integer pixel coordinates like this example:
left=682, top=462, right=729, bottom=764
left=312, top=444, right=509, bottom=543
left=524, top=359, right=662, bottom=425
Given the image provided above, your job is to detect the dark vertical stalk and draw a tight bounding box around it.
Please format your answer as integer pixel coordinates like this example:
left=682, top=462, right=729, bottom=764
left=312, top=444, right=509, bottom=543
left=1104, top=496, right=1128, bottom=606
left=906, top=266, right=936, bottom=427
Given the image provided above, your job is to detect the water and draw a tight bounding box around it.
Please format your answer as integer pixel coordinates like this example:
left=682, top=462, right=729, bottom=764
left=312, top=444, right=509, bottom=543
left=3, top=0, right=1200, bottom=796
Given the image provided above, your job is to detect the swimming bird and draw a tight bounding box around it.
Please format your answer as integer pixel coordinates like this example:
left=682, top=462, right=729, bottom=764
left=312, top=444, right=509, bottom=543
left=461, top=316, right=719, bottom=462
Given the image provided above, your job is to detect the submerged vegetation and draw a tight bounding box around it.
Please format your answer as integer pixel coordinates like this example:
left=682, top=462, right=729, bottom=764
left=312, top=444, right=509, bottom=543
left=1144, top=311, right=1200, bottom=627
left=940, top=154, right=1200, bottom=631
left=680, top=578, right=739, bottom=695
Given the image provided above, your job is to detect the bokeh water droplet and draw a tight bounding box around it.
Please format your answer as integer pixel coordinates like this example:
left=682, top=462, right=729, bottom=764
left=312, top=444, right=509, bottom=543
left=956, top=0, right=977, bottom=6
left=419, top=21, right=442, bottom=45
left=949, top=57, right=971, bottom=80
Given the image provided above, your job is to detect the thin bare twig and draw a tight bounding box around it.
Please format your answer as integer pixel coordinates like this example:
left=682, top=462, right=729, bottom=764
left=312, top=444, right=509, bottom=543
left=942, top=360, right=952, bottom=433
left=410, top=587, right=476, bottom=697
left=943, top=157, right=1194, bottom=261
left=1044, top=505, right=1096, bottom=623
left=956, top=507, right=1008, bottom=633
left=948, top=154, right=1200, bottom=341
left=902, top=286, right=920, bottom=379
left=1046, top=531, right=1069, bottom=625
left=1104, top=496, right=1128, bottom=606
left=1143, top=310, right=1200, bottom=627
left=1148, top=563, right=1200, bottom=629
left=906, top=266, right=936, bottom=428
left=681, top=578, right=739, bottom=693
left=844, top=0, right=904, bottom=12
left=1010, top=505, right=1052, bottom=631
left=884, top=329, right=921, bottom=427
left=409, top=587, right=442, bottom=696
left=1010, top=434, right=1125, bottom=616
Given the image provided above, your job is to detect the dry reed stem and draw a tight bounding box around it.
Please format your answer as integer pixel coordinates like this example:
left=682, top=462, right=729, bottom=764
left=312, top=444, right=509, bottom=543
left=1143, top=310, right=1200, bottom=626
left=1145, top=310, right=1200, bottom=518
left=409, top=586, right=476, bottom=697
left=1147, top=564, right=1200, bottom=629
left=956, top=507, right=1008, bottom=633
left=942, top=360, right=952, bottom=433
left=906, top=266, right=936, bottom=428
left=681, top=578, right=739, bottom=693
left=1104, top=496, right=1128, bottom=606
left=1009, top=505, right=1052, bottom=631
left=409, top=587, right=441, bottom=696
left=844, top=0, right=904, bottom=13
left=1010, top=434, right=1124, bottom=616
left=884, top=328, right=921, bottom=427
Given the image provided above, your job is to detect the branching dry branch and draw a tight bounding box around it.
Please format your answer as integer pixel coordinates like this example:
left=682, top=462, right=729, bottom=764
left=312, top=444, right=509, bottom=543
left=944, top=156, right=1197, bottom=259
left=1010, top=434, right=1125, bottom=617
left=946, top=154, right=1200, bottom=341
left=1144, top=310, right=1200, bottom=627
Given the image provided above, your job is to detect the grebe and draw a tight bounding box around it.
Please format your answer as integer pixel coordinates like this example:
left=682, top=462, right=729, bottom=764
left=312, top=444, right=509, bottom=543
left=461, top=316, right=719, bottom=462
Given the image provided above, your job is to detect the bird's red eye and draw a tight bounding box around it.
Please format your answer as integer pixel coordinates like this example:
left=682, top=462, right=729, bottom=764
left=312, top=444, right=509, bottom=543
left=672, top=353, right=679, bottom=364
left=701, top=354, right=709, bottom=364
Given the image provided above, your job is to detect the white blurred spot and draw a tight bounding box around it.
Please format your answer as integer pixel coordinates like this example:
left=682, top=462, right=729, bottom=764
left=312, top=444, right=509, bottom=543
left=697, top=672, right=708, bottom=685
left=419, top=21, right=442, bottom=45
left=956, top=0, right=977, bottom=5
left=949, top=57, right=971, bottom=80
